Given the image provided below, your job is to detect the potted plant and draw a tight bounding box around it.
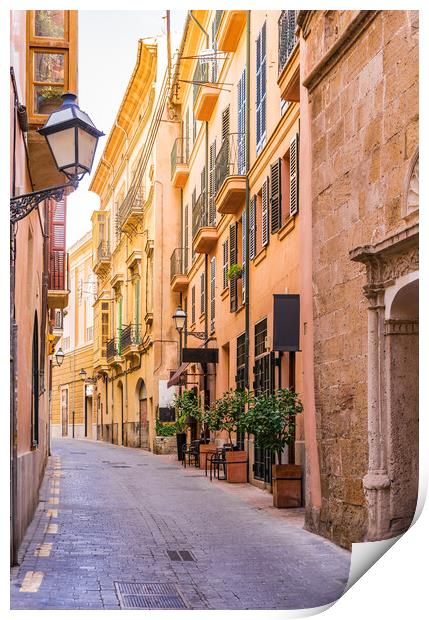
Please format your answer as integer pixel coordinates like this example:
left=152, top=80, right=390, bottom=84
left=154, top=418, right=177, bottom=455
left=212, top=389, right=249, bottom=483
left=173, top=389, right=200, bottom=461
left=247, top=388, right=303, bottom=507
left=227, top=263, right=243, bottom=281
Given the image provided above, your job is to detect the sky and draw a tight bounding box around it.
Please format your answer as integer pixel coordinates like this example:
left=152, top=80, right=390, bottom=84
left=67, top=10, right=187, bottom=247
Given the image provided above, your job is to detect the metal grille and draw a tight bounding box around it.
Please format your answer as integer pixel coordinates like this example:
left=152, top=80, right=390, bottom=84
left=114, top=582, right=187, bottom=610
left=167, top=549, right=195, bottom=562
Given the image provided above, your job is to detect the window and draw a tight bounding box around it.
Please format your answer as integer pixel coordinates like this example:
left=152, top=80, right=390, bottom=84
left=241, top=211, right=246, bottom=305
left=236, top=333, right=246, bottom=450
left=28, top=11, right=77, bottom=122
left=254, top=318, right=273, bottom=396
left=191, top=285, right=196, bottom=325
left=222, top=239, right=229, bottom=290
left=200, top=271, right=206, bottom=315
left=237, top=68, right=246, bottom=174
left=101, top=302, right=109, bottom=358
left=270, top=158, right=282, bottom=233
left=290, top=133, right=299, bottom=216
left=255, top=318, right=267, bottom=358
left=210, top=257, right=216, bottom=333
left=31, top=312, right=39, bottom=447
left=249, top=195, right=257, bottom=259
left=209, top=140, right=217, bottom=225
left=261, top=177, right=269, bottom=247
left=184, top=204, right=189, bottom=271
left=229, top=223, right=238, bottom=312
left=256, top=22, right=267, bottom=155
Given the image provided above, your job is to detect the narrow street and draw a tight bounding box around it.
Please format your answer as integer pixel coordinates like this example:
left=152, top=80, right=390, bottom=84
left=11, top=438, right=350, bottom=611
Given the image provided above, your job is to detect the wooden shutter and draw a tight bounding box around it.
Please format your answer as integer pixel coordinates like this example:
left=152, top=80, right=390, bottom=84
left=256, top=23, right=267, bottom=154
left=241, top=211, right=246, bottom=305
left=191, top=285, right=196, bottom=324
left=237, top=68, right=246, bottom=175
left=270, top=158, right=282, bottom=233
left=185, top=107, right=190, bottom=160
left=191, top=187, right=197, bottom=259
left=290, top=133, right=299, bottom=216
left=261, top=177, right=269, bottom=247
left=210, top=256, right=216, bottom=332
left=249, top=195, right=257, bottom=259
left=222, top=239, right=229, bottom=290
left=209, top=140, right=216, bottom=225
left=49, top=198, right=66, bottom=290
left=222, top=106, right=230, bottom=142
left=200, top=271, right=205, bottom=315
left=229, top=223, right=238, bottom=312
left=184, top=204, right=189, bottom=271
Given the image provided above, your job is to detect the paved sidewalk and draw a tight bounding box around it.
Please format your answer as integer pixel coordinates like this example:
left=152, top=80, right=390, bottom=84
left=10, top=438, right=350, bottom=610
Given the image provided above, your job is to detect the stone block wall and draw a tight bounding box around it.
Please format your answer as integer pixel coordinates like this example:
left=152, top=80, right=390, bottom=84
left=303, top=10, right=418, bottom=548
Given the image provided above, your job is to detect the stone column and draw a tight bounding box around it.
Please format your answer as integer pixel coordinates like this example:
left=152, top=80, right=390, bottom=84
left=363, top=285, right=391, bottom=540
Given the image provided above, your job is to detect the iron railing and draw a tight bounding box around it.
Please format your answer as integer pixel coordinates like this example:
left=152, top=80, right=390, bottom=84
left=278, top=10, right=298, bottom=74
left=106, top=337, right=118, bottom=360
left=171, top=137, right=189, bottom=179
left=215, top=133, right=243, bottom=194
left=118, top=186, right=145, bottom=229
left=192, top=190, right=208, bottom=239
left=193, top=57, right=219, bottom=103
left=49, top=250, right=69, bottom=291
left=97, top=241, right=110, bottom=263
left=121, top=323, right=141, bottom=350
left=170, top=247, right=187, bottom=281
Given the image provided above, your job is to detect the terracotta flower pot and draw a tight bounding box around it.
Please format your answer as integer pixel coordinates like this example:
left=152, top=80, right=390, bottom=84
left=272, top=464, right=302, bottom=508
left=226, top=450, right=247, bottom=483
left=199, top=443, right=216, bottom=470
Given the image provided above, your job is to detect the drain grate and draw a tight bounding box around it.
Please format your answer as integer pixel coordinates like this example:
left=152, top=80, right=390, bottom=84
left=114, top=582, right=187, bottom=609
left=167, top=549, right=195, bottom=562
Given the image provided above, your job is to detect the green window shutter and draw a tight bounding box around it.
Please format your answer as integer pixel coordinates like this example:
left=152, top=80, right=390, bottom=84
left=249, top=195, right=257, bottom=259
left=262, top=177, right=269, bottom=247
left=191, top=285, right=196, bottom=324
left=290, top=133, right=299, bottom=216
left=134, top=279, right=140, bottom=325
left=270, top=158, right=282, bottom=233
left=242, top=211, right=246, bottom=305
left=200, top=271, right=205, bottom=315
left=229, top=223, right=238, bottom=313
left=210, top=256, right=216, bottom=332
left=209, top=140, right=216, bottom=225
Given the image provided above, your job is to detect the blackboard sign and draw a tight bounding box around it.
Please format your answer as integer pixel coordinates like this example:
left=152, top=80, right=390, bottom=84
left=159, top=407, right=176, bottom=422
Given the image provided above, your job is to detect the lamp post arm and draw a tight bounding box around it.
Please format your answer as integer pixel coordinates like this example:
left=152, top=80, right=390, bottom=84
left=10, top=176, right=79, bottom=224
left=184, top=330, right=206, bottom=341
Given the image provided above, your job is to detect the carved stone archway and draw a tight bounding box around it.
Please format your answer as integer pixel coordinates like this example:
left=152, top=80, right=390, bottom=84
left=350, top=223, right=419, bottom=540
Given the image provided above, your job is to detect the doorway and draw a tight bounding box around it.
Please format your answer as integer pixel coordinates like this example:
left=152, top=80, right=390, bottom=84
left=138, top=379, right=149, bottom=449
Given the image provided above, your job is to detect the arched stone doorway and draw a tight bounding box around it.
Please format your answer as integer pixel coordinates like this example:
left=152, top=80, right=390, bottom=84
left=115, top=381, right=124, bottom=446
left=385, top=275, right=419, bottom=533
left=137, top=379, right=149, bottom=450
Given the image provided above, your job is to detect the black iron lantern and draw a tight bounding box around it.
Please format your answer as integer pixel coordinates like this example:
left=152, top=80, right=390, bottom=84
left=38, top=92, right=104, bottom=181
left=173, top=305, right=187, bottom=332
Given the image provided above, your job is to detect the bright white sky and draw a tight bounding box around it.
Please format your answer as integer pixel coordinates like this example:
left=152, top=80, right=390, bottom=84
left=67, top=10, right=186, bottom=248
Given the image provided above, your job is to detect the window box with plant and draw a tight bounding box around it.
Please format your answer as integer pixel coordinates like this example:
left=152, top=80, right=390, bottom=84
left=247, top=388, right=303, bottom=507
left=227, top=263, right=243, bottom=281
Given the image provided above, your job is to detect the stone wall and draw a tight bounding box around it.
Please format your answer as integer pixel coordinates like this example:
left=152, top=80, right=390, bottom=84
left=302, top=10, right=418, bottom=548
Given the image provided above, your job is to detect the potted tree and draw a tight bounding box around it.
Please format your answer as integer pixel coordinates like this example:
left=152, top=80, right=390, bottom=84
left=173, top=389, right=200, bottom=461
left=212, top=389, right=249, bottom=483
left=247, top=388, right=303, bottom=507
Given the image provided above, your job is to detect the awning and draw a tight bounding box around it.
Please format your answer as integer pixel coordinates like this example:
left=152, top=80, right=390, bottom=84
left=167, top=362, right=189, bottom=388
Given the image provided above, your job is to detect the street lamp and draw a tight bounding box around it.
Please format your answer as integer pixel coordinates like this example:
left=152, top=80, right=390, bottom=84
left=79, top=368, right=87, bottom=381
left=172, top=305, right=187, bottom=332
left=172, top=305, right=206, bottom=366
left=10, top=92, right=104, bottom=223
left=54, top=347, right=65, bottom=367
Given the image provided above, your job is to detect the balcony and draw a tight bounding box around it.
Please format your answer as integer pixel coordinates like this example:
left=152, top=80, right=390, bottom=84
left=118, top=186, right=145, bottom=234
left=121, top=323, right=142, bottom=356
left=277, top=10, right=300, bottom=102
left=106, top=337, right=123, bottom=365
left=171, top=138, right=190, bottom=188
left=48, top=251, right=69, bottom=310
left=170, top=248, right=189, bottom=292
left=216, top=10, right=246, bottom=52
left=192, top=191, right=217, bottom=254
left=193, top=59, right=220, bottom=121
left=215, top=133, right=246, bottom=215
left=94, top=241, right=111, bottom=276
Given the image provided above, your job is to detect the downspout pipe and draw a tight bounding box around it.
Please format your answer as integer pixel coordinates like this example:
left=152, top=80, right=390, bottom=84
left=244, top=11, right=251, bottom=390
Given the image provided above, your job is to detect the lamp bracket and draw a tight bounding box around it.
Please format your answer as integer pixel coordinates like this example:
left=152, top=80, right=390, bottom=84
left=184, top=330, right=206, bottom=341
left=10, top=176, right=80, bottom=224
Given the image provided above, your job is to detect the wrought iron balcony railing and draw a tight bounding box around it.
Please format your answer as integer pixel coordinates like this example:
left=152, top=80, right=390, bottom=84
left=106, top=337, right=118, bottom=360
left=192, top=190, right=209, bottom=239
left=278, top=10, right=298, bottom=74
left=118, top=186, right=145, bottom=229
left=215, top=133, right=244, bottom=194
left=170, top=247, right=188, bottom=281
left=49, top=250, right=69, bottom=291
left=171, top=137, right=190, bottom=179
left=121, top=324, right=141, bottom=350
left=97, top=241, right=110, bottom=263
left=193, top=57, right=220, bottom=103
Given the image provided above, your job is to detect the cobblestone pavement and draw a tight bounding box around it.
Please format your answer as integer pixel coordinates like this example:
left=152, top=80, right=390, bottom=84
left=10, top=438, right=350, bottom=610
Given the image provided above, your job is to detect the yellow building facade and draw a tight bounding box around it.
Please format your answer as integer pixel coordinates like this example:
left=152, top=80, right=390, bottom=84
left=51, top=232, right=96, bottom=438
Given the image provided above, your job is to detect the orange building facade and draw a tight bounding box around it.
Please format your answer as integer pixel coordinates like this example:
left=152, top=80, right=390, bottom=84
left=10, top=10, right=77, bottom=561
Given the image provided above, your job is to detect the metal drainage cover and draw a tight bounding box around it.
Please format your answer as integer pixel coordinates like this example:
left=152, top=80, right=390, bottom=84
left=167, top=549, right=195, bottom=562
left=114, top=582, right=187, bottom=610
